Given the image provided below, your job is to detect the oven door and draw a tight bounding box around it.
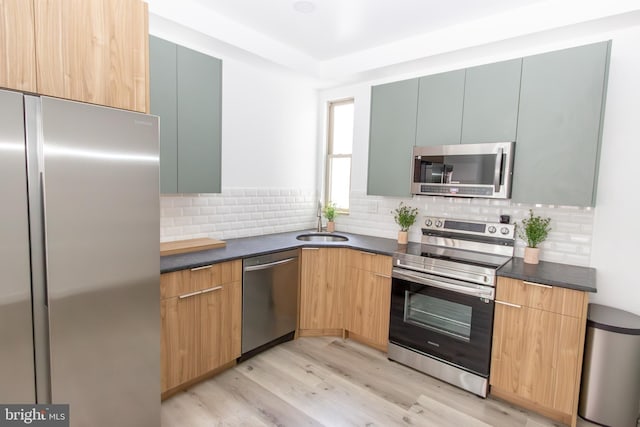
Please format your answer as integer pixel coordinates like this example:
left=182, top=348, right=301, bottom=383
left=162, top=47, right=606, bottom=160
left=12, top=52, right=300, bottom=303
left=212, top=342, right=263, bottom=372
left=390, top=268, right=495, bottom=376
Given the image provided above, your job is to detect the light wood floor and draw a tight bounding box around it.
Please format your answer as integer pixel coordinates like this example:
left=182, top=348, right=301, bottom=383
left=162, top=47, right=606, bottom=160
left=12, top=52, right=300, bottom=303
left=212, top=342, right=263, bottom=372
left=161, top=337, right=601, bottom=427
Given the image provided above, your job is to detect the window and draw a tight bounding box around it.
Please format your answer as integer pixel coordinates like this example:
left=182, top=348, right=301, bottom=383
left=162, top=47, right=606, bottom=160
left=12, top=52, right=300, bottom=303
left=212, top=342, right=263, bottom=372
left=326, top=99, right=354, bottom=211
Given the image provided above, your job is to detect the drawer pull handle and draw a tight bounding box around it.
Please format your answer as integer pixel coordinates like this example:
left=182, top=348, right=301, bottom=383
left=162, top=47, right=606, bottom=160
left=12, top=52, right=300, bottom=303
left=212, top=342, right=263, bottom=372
left=359, top=251, right=376, bottom=256
left=495, top=300, right=522, bottom=309
left=201, top=286, right=223, bottom=294
left=190, top=265, right=213, bottom=271
left=374, top=273, right=391, bottom=279
left=302, top=248, right=320, bottom=251
left=523, top=281, right=552, bottom=289
left=178, top=290, right=202, bottom=299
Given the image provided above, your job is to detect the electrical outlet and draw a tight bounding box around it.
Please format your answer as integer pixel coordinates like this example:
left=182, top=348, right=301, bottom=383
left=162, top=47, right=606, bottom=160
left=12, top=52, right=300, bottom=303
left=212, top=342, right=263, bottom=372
left=368, top=201, right=378, bottom=213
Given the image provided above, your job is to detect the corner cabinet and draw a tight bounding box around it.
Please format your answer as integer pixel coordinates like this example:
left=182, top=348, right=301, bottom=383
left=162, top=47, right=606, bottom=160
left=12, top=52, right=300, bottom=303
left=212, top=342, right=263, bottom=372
left=1, top=0, right=149, bottom=112
left=490, top=277, right=589, bottom=427
left=297, top=248, right=393, bottom=353
left=367, top=78, right=419, bottom=197
left=346, top=251, right=392, bottom=351
left=512, top=41, right=610, bottom=206
left=299, top=248, right=347, bottom=335
left=149, top=36, right=222, bottom=194
left=160, top=260, right=241, bottom=398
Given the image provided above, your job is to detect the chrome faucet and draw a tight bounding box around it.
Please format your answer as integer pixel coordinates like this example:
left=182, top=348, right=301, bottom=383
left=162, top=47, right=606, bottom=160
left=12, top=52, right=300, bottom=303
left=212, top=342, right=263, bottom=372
left=316, top=201, right=323, bottom=232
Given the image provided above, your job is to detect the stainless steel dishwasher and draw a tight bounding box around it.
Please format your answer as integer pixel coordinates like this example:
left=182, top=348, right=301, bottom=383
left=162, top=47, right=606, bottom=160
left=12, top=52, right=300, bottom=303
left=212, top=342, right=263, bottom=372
left=241, top=249, right=299, bottom=359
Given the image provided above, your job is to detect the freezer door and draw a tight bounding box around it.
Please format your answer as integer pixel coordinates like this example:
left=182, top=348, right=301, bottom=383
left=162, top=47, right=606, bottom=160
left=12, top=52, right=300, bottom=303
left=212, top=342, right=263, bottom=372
left=0, top=90, right=36, bottom=402
left=40, top=98, right=160, bottom=427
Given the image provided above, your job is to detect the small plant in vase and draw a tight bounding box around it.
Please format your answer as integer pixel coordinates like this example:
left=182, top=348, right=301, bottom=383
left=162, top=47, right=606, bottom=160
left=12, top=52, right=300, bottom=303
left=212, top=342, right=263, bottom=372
left=324, top=202, right=338, bottom=232
left=392, top=202, right=419, bottom=244
left=517, top=209, right=551, bottom=264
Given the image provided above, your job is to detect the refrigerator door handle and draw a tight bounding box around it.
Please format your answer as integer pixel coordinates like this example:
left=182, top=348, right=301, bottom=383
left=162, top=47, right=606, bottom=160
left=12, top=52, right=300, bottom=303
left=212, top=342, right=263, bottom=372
left=39, top=171, right=49, bottom=308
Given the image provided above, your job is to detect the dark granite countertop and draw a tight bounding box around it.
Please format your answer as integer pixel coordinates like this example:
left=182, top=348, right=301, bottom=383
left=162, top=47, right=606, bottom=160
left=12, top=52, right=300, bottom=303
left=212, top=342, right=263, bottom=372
left=497, top=257, right=597, bottom=293
left=160, top=230, right=411, bottom=273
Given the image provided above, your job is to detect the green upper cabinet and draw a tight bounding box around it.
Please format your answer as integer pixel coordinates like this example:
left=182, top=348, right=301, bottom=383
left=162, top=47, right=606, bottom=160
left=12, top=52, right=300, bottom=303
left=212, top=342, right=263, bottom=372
left=149, top=35, right=222, bottom=194
left=367, top=78, right=419, bottom=197
left=149, top=36, right=178, bottom=193
left=415, top=70, right=465, bottom=146
left=512, top=41, right=610, bottom=206
left=461, top=59, right=522, bottom=144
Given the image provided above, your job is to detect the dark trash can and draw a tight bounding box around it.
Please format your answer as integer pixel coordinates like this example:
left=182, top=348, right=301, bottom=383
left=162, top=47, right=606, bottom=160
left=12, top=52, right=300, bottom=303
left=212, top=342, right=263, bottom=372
left=579, top=303, right=640, bottom=427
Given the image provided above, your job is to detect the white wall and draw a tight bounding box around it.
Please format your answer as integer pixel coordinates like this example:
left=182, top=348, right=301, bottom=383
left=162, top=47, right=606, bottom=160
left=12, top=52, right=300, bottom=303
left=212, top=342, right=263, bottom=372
left=151, top=15, right=321, bottom=241
left=590, top=27, right=640, bottom=316
left=319, top=24, right=640, bottom=314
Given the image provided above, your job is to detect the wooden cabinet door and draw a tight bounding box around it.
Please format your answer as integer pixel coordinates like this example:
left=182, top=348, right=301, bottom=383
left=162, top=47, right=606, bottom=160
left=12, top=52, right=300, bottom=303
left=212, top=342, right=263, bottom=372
left=299, top=248, right=345, bottom=330
left=461, top=59, right=521, bottom=144
left=199, top=281, right=241, bottom=375
left=34, top=0, right=148, bottom=112
left=161, top=295, right=200, bottom=392
left=512, top=41, right=610, bottom=206
left=415, top=70, right=465, bottom=146
left=368, top=78, right=419, bottom=197
left=346, top=268, right=391, bottom=350
left=0, top=0, right=36, bottom=92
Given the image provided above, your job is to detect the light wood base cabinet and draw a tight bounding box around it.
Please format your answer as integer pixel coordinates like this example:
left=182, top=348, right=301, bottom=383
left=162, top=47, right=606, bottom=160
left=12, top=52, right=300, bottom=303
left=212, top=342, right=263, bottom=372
left=490, top=277, right=588, bottom=427
left=346, top=251, right=392, bottom=351
left=298, top=248, right=392, bottom=353
left=160, top=260, right=241, bottom=397
left=299, top=248, right=346, bottom=333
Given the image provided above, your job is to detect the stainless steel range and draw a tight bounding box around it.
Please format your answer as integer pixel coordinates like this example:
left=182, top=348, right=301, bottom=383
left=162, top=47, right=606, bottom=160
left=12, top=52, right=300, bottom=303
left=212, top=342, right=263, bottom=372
left=388, top=216, right=515, bottom=397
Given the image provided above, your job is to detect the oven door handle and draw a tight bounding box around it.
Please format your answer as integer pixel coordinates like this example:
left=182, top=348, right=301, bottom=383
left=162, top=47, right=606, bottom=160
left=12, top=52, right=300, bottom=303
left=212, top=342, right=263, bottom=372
left=395, top=259, right=492, bottom=286
left=392, top=268, right=495, bottom=300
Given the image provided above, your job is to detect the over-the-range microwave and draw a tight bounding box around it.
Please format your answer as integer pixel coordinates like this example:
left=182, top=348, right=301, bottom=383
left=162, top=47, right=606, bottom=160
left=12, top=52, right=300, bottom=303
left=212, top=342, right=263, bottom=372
left=412, top=141, right=515, bottom=199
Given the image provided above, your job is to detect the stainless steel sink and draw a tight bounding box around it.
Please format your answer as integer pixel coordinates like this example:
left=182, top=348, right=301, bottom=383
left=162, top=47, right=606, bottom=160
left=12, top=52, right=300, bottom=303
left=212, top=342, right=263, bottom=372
left=296, top=233, right=349, bottom=242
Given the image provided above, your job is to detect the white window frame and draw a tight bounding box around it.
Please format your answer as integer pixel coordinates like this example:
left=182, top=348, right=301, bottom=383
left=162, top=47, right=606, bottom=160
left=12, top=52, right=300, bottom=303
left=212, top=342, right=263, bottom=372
left=325, top=98, right=354, bottom=213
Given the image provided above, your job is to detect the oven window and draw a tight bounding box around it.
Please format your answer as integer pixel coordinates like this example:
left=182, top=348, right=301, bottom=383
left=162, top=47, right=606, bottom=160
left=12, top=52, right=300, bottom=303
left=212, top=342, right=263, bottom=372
left=403, top=291, right=472, bottom=341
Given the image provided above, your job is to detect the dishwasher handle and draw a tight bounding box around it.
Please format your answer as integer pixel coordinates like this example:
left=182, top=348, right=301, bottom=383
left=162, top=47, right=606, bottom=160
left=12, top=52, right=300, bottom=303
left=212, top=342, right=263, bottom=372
left=243, top=257, right=298, bottom=272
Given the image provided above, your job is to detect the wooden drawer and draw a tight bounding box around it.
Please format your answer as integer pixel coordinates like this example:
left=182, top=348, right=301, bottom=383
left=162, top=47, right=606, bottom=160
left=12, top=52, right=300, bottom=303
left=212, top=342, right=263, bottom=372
left=496, top=277, right=586, bottom=318
left=348, top=250, right=392, bottom=275
left=161, top=260, right=241, bottom=299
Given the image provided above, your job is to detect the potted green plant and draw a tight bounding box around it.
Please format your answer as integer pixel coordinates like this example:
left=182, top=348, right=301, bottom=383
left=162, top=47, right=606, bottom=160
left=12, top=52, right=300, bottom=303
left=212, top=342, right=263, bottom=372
left=324, top=202, right=338, bottom=232
left=517, top=209, right=551, bottom=264
left=392, top=202, right=419, bottom=244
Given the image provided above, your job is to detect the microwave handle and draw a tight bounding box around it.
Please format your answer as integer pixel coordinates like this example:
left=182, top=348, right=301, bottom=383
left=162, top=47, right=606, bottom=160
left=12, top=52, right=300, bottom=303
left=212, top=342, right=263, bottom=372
left=493, top=147, right=503, bottom=192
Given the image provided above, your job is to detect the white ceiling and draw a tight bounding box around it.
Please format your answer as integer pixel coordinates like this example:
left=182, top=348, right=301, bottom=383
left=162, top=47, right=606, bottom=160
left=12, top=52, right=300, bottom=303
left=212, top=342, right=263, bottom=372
left=148, top=0, right=640, bottom=84
left=187, top=0, right=546, bottom=61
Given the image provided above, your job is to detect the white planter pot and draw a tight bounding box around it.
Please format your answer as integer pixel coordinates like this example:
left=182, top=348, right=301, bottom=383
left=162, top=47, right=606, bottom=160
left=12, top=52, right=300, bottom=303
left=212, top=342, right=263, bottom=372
left=524, top=246, right=540, bottom=264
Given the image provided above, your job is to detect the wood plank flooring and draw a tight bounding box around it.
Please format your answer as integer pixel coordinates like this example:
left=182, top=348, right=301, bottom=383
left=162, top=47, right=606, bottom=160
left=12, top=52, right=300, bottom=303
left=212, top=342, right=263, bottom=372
left=161, top=337, right=601, bottom=427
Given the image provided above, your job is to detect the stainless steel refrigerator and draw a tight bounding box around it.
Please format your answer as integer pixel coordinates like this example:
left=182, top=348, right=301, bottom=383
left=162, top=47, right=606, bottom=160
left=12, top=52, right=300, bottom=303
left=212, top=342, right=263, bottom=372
left=0, top=89, right=160, bottom=426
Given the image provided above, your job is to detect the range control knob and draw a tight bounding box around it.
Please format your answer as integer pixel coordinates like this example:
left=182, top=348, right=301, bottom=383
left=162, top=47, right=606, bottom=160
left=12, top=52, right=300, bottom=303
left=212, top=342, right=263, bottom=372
left=425, top=219, right=433, bottom=227
left=435, top=220, right=443, bottom=228
left=488, top=226, right=497, bottom=234
left=500, top=227, right=510, bottom=235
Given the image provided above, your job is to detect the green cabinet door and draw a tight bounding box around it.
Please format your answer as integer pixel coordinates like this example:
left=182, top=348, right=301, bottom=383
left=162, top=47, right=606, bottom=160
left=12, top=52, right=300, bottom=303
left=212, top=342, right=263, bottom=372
left=177, top=46, right=222, bottom=194
left=415, top=70, right=465, bottom=146
left=513, top=41, right=610, bottom=206
left=461, top=58, right=522, bottom=144
left=149, top=36, right=178, bottom=193
left=367, top=78, right=419, bottom=197
left=149, top=36, right=222, bottom=194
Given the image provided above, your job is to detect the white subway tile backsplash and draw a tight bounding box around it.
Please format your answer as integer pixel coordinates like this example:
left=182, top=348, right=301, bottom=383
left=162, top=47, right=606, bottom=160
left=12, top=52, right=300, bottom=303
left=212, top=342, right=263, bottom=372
left=334, top=191, right=594, bottom=266
left=160, top=188, right=318, bottom=242
left=161, top=188, right=595, bottom=266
